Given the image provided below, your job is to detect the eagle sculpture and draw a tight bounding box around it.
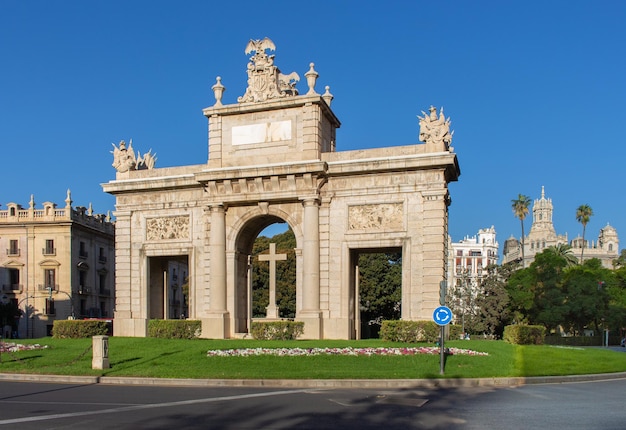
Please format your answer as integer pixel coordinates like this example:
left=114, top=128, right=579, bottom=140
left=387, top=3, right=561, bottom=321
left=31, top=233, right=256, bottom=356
left=245, top=38, right=276, bottom=55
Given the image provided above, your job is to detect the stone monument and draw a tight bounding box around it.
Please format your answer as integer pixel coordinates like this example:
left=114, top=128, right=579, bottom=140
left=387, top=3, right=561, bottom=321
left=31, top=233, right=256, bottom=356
left=103, top=38, right=460, bottom=339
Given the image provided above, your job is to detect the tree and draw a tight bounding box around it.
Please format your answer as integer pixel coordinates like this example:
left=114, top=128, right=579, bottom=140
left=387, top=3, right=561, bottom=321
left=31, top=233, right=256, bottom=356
left=358, top=252, right=402, bottom=328
left=511, top=194, right=531, bottom=267
left=612, top=249, right=626, bottom=269
left=562, top=258, right=612, bottom=335
left=575, top=204, right=594, bottom=263
left=506, top=248, right=568, bottom=332
left=471, top=264, right=512, bottom=338
left=547, top=243, right=578, bottom=267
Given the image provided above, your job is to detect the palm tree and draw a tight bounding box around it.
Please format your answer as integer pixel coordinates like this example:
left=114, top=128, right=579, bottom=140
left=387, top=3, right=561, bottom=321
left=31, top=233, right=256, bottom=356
left=511, top=194, right=531, bottom=267
left=575, top=204, right=593, bottom=263
left=547, top=243, right=578, bottom=267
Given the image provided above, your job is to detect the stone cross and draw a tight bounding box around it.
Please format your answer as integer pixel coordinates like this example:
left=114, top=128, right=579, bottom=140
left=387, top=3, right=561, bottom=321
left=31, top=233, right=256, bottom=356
left=258, top=243, right=287, bottom=318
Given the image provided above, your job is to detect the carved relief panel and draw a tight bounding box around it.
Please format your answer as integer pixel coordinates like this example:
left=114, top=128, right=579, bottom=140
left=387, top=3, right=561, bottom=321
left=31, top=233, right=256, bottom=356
left=348, top=203, right=403, bottom=231
left=146, top=216, right=190, bottom=241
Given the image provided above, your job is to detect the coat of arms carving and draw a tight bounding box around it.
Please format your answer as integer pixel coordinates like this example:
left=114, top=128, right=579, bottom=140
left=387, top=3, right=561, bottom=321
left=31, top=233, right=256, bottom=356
left=238, top=38, right=300, bottom=103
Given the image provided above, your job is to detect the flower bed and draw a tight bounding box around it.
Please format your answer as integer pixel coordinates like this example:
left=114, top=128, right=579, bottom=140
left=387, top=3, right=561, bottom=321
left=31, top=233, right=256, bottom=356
left=0, top=342, right=48, bottom=353
left=207, top=346, right=488, bottom=357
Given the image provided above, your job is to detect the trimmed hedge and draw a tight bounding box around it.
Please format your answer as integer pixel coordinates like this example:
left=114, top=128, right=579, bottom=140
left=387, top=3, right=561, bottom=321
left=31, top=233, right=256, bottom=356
left=250, top=321, right=304, bottom=340
left=503, top=324, right=546, bottom=345
left=148, top=320, right=201, bottom=339
left=380, top=320, right=440, bottom=343
left=52, top=320, right=110, bottom=339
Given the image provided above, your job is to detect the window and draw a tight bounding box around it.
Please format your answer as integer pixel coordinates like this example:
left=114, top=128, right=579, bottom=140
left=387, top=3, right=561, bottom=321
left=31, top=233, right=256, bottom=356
left=8, top=240, right=19, bottom=256
left=44, top=269, right=56, bottom=290
left=44, top=239, right=55, bottom=255
left=456, top=250, right=463, bottom=256
left=45, top=298, right=55, bottom=315
left=79, top=270, right=88, bottom=293
left=98, top=247, right=107, bottom=263
left=609, top=244, right=614, bottom=251
left=8, top=268, right=20, bottom=291
left=79, top=241, right=88, bottom=259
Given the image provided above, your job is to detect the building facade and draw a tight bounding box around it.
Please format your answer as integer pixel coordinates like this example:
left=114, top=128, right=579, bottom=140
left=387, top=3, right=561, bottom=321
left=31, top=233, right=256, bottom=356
left=446, top=226, right=499, bottom=325
left=502, top=187, right=619, bottom=268
left=447, top=226, right=499, bottom=289
left=103, top=39, right=460, bottom=339
left=0, top=192, right=115, bottom=338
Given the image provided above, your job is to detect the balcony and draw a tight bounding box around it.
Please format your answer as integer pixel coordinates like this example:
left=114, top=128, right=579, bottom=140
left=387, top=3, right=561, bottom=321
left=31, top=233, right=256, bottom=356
left=77, top=286, right=91, bottom=294
left=6, top=248, right=20, bottom=257
left=98, top=255, right=107, bottom=263
left=42, top=247, right=56, bottom=256
left=2, top=284, right=22, bottom=293
left=78, top=250, right=88, bottom=259
left=38, top=284, right=58, bottom=292
left=98, top=288, right=111, bottom=296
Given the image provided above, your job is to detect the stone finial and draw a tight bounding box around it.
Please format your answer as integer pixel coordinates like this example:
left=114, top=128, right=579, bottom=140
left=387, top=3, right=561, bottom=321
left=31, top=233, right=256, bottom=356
left=65, top=189, right=72, bottom=208
left=305, top=63, right=319, bottom=95
left=29, top=194, right=35, bottom=209
left=106, top=211, right=111, bottom=222
left=88, top=203, right=93, bottom=216
left=322, top=86, right=333, bottom=106
left=212, top=76, right=225, bottom=106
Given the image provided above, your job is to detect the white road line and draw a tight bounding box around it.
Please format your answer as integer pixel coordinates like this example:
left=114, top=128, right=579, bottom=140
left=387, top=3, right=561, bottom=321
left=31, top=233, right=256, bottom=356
left=0, top=388, right=311, bottom=425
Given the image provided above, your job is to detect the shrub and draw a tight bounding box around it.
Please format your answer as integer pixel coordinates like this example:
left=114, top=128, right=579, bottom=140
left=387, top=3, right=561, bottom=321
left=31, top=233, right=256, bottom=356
left=148, top=320, right=201, bottom=339
left=448, top=324, right=463, bottom=340
left=250, top=321, right=304, bottom=340
left=503, top=324, right=546, bottom=345
left=52, top=320, right=110, bottom=339
left=380, top=320, right=440, bottom=343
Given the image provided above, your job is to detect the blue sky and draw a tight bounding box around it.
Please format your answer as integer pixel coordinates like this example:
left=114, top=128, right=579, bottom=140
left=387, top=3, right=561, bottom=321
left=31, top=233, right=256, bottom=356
left=1, top=1, right=625, bottom=252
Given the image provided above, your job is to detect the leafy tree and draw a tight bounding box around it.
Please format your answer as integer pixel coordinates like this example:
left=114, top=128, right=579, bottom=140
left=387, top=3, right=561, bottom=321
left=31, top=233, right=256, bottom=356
left=506, top=248, right=568, bottom=332
left=612, top=249, right=626, bottom=269
left=562, top=258, right=612, bottom=335
left=0, top=301, right=21, bottom=334
left=448, top=270, right=478, bottom=334
left=511, top=194, right=531, bottom=267
left=358, top=252, right=402, bottom=326
left=575, top=204, right=594, bottom=262
left=470, top=264, right=512, bottom=338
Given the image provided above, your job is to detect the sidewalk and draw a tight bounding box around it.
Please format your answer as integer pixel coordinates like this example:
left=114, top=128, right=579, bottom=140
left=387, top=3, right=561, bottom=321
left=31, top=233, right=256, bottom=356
left=1, top=371, right=625, bottom=389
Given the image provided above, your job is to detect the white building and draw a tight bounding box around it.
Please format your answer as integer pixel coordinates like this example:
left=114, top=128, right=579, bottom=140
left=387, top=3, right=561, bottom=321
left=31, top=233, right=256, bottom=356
left=447, top=226, right=499, bottom=293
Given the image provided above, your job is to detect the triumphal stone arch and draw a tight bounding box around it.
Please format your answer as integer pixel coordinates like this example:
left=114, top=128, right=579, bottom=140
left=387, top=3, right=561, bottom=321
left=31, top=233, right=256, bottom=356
left=103, top=38, right=460, bottom=339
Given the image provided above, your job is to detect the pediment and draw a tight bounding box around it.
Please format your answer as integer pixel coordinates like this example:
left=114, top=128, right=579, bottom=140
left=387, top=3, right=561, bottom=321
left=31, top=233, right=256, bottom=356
left=2, top=259, right=24, bottom=268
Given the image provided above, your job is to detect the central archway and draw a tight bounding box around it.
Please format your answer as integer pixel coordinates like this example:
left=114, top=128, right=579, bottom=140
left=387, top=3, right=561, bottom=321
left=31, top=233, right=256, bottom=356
left=232, top=214, right=297, bottom=335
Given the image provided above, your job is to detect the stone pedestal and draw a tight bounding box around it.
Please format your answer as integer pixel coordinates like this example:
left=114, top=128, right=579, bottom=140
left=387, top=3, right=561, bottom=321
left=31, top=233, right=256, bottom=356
left=92, top=335, right=110, bottom=370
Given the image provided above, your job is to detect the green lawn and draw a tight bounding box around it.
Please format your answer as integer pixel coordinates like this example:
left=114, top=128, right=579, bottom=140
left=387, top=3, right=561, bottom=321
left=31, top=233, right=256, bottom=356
left=1, top=338, right=624, bottom=380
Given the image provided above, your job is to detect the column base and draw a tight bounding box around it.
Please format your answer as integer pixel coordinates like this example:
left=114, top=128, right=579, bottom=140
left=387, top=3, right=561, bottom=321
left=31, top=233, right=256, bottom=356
left=113, top=315, right=147, bottom=337
left=296, top=311, right=322, bottom=339
left=200, top=312, right=231, bottom=339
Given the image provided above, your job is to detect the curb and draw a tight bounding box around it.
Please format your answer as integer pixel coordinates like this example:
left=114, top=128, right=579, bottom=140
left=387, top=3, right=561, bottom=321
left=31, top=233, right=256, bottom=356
left=1, top=372, right=625, bottom=389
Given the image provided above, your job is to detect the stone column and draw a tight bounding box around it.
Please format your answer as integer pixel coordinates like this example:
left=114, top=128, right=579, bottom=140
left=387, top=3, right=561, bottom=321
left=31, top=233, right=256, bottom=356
left=111, top=210, right=146, bottom=337
left=203, top=204, right=230, bottom=338
left=209, top=204, right=227, bottom=312
left=299, top=197, right=322, bottom=338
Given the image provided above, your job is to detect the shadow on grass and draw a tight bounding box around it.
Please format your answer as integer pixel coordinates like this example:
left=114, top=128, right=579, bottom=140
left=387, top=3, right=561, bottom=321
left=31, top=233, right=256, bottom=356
left=108, top=350, right=183, bottom=372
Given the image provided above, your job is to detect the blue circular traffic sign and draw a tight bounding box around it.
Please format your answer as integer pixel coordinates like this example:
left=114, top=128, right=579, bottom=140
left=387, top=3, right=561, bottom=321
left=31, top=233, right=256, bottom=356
left=433, top=306, right=452, bottom=326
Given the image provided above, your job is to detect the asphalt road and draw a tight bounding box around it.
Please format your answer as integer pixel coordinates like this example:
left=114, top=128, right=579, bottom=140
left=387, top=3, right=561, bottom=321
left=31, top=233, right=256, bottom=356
left=0, top=377, right=624, bottom=429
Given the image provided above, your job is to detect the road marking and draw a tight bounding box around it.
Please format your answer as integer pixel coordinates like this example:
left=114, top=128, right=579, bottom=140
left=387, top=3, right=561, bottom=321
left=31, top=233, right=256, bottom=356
left=0, top=388, right=312, bottom=425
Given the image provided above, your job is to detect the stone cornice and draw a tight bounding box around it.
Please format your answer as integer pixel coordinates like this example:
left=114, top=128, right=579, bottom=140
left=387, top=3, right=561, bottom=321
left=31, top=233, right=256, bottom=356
left=202, top=94, right=340, bottom=128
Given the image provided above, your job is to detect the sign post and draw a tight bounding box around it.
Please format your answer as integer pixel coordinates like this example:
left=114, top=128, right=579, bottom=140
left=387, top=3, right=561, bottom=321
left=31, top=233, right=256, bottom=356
left=433, top=305, right=452, bottom=375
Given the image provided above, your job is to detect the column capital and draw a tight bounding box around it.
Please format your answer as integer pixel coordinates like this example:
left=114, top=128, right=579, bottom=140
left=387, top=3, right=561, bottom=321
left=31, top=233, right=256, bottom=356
left=300, top=197, right=320, bottom=206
